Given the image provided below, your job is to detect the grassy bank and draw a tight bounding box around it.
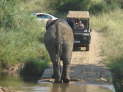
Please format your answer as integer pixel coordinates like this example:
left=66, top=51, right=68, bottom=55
left=91, top=9, right=123, bottom=92
left=0, top=0, right=50, bottom=72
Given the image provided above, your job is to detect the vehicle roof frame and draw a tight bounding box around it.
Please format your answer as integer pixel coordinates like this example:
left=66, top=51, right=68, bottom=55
left=67, top=11, right=90, bottom=19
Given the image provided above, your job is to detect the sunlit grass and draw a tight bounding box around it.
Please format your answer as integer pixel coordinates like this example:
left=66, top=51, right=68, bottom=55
left=91, top=10, right=123, bottom=91
left=91, top=9, right=123, bottom=73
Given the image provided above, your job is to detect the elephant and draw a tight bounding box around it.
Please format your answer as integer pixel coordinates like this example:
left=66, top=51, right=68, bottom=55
left=44, top=19, right=74, bottom=83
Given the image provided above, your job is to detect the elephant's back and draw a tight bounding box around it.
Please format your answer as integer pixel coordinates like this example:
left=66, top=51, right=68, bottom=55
left=57, top=21, right=74, bottom=44
left=44, top=24, right=56, bottom=43
left=44, top=19, right=74, bottom=45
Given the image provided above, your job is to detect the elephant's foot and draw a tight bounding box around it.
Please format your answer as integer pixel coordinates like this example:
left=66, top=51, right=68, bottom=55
left=52, top=74, right=55, bottom=78
left=62, top=75, right=70, bottom=83
left=54, top=79, right=62, bottom=83
left=63, top=78, right=70, bottom=83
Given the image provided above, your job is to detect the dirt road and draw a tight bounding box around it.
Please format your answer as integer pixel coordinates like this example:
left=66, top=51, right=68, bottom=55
left=70, top=30, right=112, bottom=84
left=42, top=30, right=112, bottom=84
left=71, top=30, right=103, bottom=65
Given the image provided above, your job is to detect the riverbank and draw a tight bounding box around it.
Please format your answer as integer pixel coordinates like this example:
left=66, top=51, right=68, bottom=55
left=0, top=86, right=22, bottom=92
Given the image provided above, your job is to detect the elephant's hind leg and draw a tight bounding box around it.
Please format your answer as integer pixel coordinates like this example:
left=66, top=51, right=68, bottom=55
left=61, top=60, right=70, bottom=83
left=53, top=61, right=62, bottom=83
left=61, top=45, right=72, bottom=83
left=49, top=55, right=62, bottom=83
left=45, top=44, right=62, bottom=83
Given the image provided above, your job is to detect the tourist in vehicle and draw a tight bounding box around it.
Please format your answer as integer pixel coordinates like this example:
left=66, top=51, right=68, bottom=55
left=78, top=21, right=84, bottom=29
left=75, top=20, right=85, bottom=31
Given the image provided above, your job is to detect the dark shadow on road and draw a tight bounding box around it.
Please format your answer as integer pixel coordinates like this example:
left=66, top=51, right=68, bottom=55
left=69, top=64, right=112, bottom=84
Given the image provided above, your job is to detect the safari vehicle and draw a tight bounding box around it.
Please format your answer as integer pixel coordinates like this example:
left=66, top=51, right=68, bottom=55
left=67, top=11, right=91, bottom=51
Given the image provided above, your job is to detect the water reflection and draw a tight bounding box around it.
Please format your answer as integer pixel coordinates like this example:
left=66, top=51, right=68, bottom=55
left=49, top=83, right=113, bottom=92
left=0, top=74, right=114, bottom=92
left=51, top=83, right=86, bottom=92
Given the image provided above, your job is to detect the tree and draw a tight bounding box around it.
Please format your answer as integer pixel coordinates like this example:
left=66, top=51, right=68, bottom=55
left=46, top=0, right=91, bottom=13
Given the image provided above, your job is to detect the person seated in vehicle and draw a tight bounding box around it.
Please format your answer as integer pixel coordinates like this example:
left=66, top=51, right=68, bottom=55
left=75, top=20, right=85, bottom=31
left=78, top=21, right=85, bottom=29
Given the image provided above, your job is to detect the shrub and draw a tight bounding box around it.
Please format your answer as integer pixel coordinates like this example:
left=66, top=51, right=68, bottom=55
left=20, top=58, right=48, bottom=82
left=0, top=0, right=50, bottom=69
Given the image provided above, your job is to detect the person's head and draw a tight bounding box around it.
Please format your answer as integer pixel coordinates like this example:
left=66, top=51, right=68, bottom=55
left=75, top=19, right=79, bottom=24
left=79, top=21, right=82, bottom=24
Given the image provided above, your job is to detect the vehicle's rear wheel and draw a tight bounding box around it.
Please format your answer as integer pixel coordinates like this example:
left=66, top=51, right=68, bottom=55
left=73, top=46, right=77, bottom=51
left=86, top=45, right=89, bottom=51
left=73, top=45, right=79, bottom=51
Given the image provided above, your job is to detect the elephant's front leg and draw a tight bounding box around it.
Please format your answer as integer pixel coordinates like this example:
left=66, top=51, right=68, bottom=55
left=52, top=63, right=56, bottom=78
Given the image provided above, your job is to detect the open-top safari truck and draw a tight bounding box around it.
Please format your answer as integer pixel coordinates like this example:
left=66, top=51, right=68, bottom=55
left=67, top=11, right=91, bottom=51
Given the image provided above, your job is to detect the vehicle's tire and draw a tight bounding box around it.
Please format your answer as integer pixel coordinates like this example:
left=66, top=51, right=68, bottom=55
left=86, top=45, right=89, bottom=51
left=73, top=45, right=79, bottom=51
left=73, top=46, right=77, bottom=51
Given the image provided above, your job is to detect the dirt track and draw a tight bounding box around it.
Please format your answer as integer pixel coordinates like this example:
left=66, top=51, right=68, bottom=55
left=70, top=30, right=112, bottom=84
left=42, top=30, right=112, bottom=84
left=71, top=30, right=104, bottom=65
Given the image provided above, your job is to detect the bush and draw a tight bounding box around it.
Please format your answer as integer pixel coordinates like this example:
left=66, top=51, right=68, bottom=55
left=46, top=0, right=91, bottom=13
left=45, top=0, right=122, bottom=15
left=0, top=0, right=50, bottom=69
left=89, top=1, right=107, bottom=14
left=89, top=0, right=120, bottom=14
left=20, top=58, right=48, bottom=82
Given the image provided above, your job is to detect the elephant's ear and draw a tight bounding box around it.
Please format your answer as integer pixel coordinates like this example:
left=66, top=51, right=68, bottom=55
left=46, top=19, right=59, bottom=30
left=46, top=20, right=52, bottom=30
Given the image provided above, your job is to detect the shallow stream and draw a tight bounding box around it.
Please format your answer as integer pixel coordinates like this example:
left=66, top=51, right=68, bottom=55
left=0, top=75, right=115, bottom=92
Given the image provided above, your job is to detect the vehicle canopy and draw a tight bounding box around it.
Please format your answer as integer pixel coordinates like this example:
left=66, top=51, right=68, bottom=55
left=67, top=11, right=91, bottom=51
left=67, top=11, right=90, bottom=19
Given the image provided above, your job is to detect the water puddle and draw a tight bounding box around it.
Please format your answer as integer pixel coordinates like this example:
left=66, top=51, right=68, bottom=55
left=0, top=76, right=115, bottom=92
left=21, top=80, right=115, bottom=92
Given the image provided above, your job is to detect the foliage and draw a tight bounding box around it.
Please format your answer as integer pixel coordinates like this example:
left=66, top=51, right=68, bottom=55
left=20, top=58, right=48, bottom=82
left=91, top=9, right=123, bottom=92
left=45, top=0, right=123, bottom=14
left=90, top=0, right=120, bottom=14
left=0, top=0, right=50, bottom=70
left=46, top=0, right=91, bottom=13
left=91, top=9, right=123, bottom=66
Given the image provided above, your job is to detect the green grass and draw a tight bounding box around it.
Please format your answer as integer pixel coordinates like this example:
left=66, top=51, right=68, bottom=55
left=91, top=9, right=123, bottom=67
left=91, top=9, right=123, bottom=92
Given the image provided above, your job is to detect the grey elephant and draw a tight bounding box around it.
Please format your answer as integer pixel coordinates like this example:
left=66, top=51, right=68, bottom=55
left=44, top=19, right=74, bottom=83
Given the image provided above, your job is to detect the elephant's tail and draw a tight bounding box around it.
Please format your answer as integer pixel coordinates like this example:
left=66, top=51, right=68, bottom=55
left=57, top=43, right=62, bottom=79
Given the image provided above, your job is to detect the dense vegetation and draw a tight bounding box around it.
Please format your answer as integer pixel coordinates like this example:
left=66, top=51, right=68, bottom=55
left=0, top=0, right=123, bottom=91
left=46, top=0, right=123, bottom=14
left=0, top=0, right=49, bottom=71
